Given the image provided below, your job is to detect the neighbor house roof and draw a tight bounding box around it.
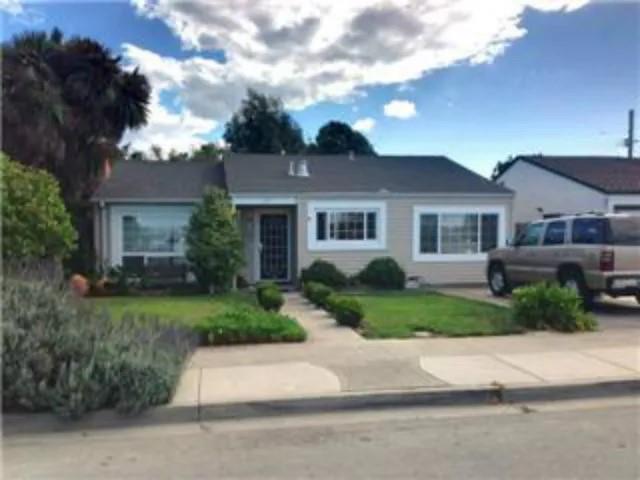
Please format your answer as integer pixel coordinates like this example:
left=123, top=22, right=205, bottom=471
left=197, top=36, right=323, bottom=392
left=224, top=154, right=511, bottom=195
left=506, top=155, right=640, bottom=194
left=92, top=160, right=226, bottom=201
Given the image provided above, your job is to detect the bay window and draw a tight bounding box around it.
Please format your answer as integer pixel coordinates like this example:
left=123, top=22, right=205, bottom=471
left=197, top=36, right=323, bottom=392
left=308, top=201, right=386, bottom=251
left=413, top=207, right=504, bottom=261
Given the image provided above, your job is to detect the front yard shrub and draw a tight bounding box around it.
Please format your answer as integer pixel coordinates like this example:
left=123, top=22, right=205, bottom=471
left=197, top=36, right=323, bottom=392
left=257, top=283, right=284, bottom=312
left=195, top=306, right=306, bottom=345
left=301, top=260, right=348, bottom=289
left=358, top=257, right=406, bottom=290
left=304, top=281, right=334, bottom=308
left=186, top=187, right=244, bottom=293
left=2, top=279, right=194, bottom=418
left=327, top=295, right=364, bottom=328
left=1, top=154, right=77, bottom=260
left=512, top=283, right=598, bottom=332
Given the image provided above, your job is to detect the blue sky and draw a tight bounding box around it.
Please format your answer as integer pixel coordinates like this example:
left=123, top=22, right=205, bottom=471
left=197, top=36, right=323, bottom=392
left=2, top=1, right=638, bottom=177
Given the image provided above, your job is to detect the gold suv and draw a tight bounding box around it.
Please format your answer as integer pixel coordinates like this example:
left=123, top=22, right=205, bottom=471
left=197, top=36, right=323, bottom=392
left=487, top=214, right=640, bottom=306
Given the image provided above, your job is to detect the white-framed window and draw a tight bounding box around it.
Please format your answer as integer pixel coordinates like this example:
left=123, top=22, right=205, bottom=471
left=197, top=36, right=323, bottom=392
left=110, top=205, right=193, bottom=269
left=413, top=206, right=505, bottom=262
left=308, top=201, right=387, bottom=251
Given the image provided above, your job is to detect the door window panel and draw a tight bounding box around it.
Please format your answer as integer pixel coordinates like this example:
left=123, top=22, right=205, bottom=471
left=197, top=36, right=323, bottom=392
left=543, top=221, right=566, bottom=246
left=519, top=223, right=544, bottom=246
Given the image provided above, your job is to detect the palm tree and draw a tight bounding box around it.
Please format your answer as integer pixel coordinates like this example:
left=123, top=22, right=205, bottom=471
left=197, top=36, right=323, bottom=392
left=1, top=28, right=151, bottom=271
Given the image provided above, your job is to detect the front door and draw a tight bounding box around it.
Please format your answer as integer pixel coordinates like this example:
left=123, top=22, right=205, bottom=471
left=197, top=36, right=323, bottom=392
left=259, top=213, right=289, bottom=281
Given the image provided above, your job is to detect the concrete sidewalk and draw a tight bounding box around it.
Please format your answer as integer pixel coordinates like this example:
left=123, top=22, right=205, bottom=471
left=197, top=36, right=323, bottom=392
left=172, top=293, right=640, bottom=409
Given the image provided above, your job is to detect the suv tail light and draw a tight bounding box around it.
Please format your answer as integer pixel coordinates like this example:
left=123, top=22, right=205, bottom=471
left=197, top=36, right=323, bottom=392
left=600, top=250, right=615, bottom=272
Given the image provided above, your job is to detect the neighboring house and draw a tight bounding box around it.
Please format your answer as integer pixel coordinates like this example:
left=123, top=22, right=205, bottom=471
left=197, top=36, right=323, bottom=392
left=496, top=155, right=640, bottom=232
left=92, top=154, right=513, bottom=285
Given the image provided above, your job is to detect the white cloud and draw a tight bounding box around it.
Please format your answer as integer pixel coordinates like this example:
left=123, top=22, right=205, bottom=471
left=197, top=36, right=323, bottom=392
left=121, top=0, right=589, bottom=150
left=352, top=117, right=376, bottom=133
left=384, top=100, right=417, bottom=119
left=122, top=89, right=217, bottom=153
left=0, top=0, right=22, bottom=14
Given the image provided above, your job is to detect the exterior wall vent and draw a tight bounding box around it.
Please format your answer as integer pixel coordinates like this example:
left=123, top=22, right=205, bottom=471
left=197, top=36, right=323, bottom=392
left=297, top=158, right=310, bottom=177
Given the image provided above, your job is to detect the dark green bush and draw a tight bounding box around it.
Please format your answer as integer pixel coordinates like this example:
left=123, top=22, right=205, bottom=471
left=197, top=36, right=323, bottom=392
left=2, top=279, right=193, bottom=418
left=257, top=284, right=284, bottom=312
left=512, top=283, right=598, bottom=332
left=358, top=257, right=406, bottom=290
left=304, top=281, right=334, bottom=308
left=195, top=306, right=306, bottom=345
left=327, top=295, right=364, bottom=328
left=301, top=260, right=348, bottom=289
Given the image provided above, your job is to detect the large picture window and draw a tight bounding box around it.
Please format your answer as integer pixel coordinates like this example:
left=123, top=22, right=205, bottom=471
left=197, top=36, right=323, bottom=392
left=413, top=207, right=504, bottom=261
left=308, top=201, right=386, bottom=251
left=112, top=206, right=192, bottom=268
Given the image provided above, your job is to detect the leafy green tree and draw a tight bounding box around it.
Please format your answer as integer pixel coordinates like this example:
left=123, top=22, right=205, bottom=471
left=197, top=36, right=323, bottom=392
left=223, top=89, right=305, bottom=154
left=1, top=153, right=77, bottom=260
left=311, top=121, right=376, bottom=155
left=186, top=187, right=244, bottom=292
left=191, top=143, right=226, bottom=161
left=490, top=156, right=517, bottom=180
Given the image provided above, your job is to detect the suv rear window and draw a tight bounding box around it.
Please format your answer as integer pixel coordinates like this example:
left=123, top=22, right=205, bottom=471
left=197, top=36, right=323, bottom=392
left=609, top=217, right=640, bottom=246
left=572, top=218, right=607, bottom=244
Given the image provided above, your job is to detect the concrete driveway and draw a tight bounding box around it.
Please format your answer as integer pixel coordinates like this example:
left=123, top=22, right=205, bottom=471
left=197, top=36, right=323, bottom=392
left=438, top=287, right=640, bottom=331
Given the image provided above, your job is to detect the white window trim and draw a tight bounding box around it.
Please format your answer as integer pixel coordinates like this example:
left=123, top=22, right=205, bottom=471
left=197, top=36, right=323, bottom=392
left=412, top=205, right=506, bottom=262
left=110, top=205, right=193, bottom=266
left=307, top=200, right=387, bottom=251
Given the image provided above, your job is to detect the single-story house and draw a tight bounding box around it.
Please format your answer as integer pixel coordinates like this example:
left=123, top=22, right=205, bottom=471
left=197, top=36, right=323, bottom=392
left=495, top=155, right=640, bottom=232
left=92, top=154, right=513, bottom=285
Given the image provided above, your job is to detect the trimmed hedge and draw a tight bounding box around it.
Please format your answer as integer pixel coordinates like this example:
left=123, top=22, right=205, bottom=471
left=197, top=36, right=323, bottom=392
left=303, top=281, right=334, bottom=308
left=301, top=260, right=348, bottom=289
left=512, top=283, right=597, bottom=332
left=358, top=257, right=406, bottom=290
left=326, top=294, right=364, bottom=328
left=256, top=282, right=284, bottom=312
left=195, top=306, right=306, bottom=345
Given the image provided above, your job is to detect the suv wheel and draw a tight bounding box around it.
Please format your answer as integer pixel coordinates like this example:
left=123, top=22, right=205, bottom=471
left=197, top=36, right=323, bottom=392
left=488, top=263, right=510, bottom=297
left=559, top=268, right=594, bottom=309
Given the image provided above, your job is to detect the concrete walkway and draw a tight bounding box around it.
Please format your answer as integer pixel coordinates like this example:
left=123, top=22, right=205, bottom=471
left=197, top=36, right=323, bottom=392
left=173, top=293, right=640, bottom=409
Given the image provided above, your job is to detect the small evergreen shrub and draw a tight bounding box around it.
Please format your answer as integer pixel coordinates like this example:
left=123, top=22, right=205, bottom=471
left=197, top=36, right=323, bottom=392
left=327, top=295, right=364, bottom=328
left=186, top=187, right=244, bottom=293
left=304, top=281, right=334, bottom=308
left=257, top=283, right=284, bottom=312
left=358, top=257, right=406, bottom=290
left=2, top=279, right=193, bottom=418
left=512, top=283, right=598, bottom=332
left=300, top=260, right=348, bottom=289
left=195, top=306, right=306, bottom=345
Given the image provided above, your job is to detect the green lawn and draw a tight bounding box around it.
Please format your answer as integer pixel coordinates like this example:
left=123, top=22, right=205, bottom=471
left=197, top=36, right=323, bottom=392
left=91, top=292, right=256, bottom=326
left=354, top=291, right=522, bottom=338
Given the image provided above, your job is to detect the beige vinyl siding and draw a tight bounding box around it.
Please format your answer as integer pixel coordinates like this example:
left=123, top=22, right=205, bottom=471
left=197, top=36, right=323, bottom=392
left=297, top=194, right=512, bottom=285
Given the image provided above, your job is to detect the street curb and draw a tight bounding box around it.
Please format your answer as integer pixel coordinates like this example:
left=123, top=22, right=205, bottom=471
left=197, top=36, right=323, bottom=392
left=4, top=379, right=639, bottom=436
left=197, top=378, right=640, bottom=421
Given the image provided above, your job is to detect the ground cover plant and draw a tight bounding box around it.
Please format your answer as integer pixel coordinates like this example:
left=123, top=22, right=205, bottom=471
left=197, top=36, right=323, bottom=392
left=3, top=278, right=195, bottom=419
left=194, top=306, right=306, bottom=345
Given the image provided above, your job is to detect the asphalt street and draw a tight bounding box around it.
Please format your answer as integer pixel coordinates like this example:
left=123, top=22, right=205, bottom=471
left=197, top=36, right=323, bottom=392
left=4, top=396, right=639, bottom=479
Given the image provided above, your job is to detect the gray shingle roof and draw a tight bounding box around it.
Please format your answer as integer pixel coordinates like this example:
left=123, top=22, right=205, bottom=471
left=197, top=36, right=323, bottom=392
left=516, top=155, right=640, bottom=194
left=92, top=160, right=226, bottom=201
left=224, top=154, right=511, bottom=195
